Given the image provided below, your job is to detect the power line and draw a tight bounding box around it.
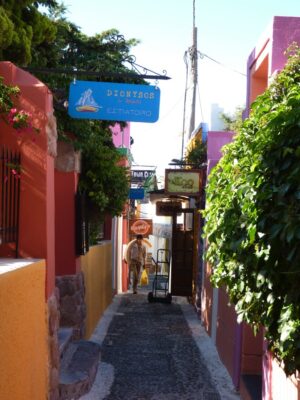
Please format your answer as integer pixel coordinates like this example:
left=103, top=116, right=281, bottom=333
left=198, top=51, right=247, bottom=77
left=196, top=83, right=204, bottom=121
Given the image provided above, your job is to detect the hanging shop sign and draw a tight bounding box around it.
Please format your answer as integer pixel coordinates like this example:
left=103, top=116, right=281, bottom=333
left=129, top=219, right=153, bottom=236
left=156, top=201, right=182, bottom=216
left=68, top=80, right=160, bottom=123
left=165, top=169, right=202, bottom=196
left=131, top=169, right=155, bottom=183
left=129, top=188, right=145, bottom=200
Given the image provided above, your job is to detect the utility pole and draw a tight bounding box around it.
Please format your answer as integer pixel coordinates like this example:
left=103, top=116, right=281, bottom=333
left=181, top=0, right=198, bottom=160
left=188, top=0, right=198, bottom=139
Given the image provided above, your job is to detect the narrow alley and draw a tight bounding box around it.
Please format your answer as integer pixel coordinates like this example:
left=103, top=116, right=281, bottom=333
left=79, top=287, right=240, bottom=400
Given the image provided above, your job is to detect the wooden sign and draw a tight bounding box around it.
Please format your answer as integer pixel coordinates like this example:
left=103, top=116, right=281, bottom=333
left=129, top=219, right=153, bottom=236
left=165, top=169, right=202, bottom=196
left=156, top=201, right=182, bottom=216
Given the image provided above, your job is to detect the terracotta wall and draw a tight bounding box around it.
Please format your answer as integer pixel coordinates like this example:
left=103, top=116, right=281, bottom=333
left=0, top=260, right=48, bottom=400
left=0, top=61, right=56, bottom=297
left=55, top=170, right=79, bottom=275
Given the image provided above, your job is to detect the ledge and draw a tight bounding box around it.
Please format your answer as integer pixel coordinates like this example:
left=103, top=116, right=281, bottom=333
left=0, top=258, right=43, bottom=275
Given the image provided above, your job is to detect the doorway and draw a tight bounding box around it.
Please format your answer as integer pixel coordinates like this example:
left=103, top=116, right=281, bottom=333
left=171, top=209, right=195, bottom=296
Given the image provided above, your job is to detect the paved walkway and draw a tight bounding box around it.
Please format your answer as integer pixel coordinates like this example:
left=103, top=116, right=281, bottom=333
left=80, top=290, right=240, bottom=400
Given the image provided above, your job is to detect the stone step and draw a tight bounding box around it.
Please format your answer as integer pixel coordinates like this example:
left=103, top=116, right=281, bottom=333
left=59, top=340, right=101, bottom=400
left=58, top=327, right=73, bottom=356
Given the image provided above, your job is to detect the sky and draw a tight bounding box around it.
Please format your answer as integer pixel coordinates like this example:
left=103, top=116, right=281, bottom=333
left=65, top=0, right=300, bottom=178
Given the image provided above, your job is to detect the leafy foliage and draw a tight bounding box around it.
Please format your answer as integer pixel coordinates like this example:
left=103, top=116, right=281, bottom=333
left=185, top=139, right=207, bottom=167
left=1, top=3, right=138, bottom=217
left=0, top=76, right=20, bottom=115
left=0, top=1, right=57, bottom=65
left=203, top=45, right=300, bottom=375
left=77, top=124, right=130, bottom=216
left=220, top=105, right=244, bottom=132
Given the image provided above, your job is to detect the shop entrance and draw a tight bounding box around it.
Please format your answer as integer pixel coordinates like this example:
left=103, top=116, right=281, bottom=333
left=171, top=208, right=195, bottom=296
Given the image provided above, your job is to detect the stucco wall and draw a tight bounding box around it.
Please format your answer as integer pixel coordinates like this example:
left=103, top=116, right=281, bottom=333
left=55, top=169, right=79, bottom=275
left=263, top=352, right=300, bottom=400
left=81, top=242, right=113, bottom=338
left=0, top=259, right=48, bottom=400
left=0, top=61, right=56, bottom=298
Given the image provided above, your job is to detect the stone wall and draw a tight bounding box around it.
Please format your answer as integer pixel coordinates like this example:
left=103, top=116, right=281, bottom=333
left=56, top=272, right=86, bottom=339
left=48, top=287, right=60, bottom=400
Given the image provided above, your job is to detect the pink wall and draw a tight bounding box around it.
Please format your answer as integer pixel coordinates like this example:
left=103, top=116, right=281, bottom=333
left=111, top=123, right=130, bottom=149
left=246, top=16, right=300, bottom=114
left=207, top=131, right=234, bottom=174
left=216, top=289, right=238, bottom=379
left=0, top=62, right=56, bottom=298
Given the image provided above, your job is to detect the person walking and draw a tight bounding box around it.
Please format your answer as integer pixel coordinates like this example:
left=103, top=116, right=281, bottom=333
left=128, top=234, right=146, bottom=294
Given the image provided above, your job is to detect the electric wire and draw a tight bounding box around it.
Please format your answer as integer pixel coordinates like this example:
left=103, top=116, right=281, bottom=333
left=196, top=82, right=204, bottom=121
left=198, top=51, right=246, bottom=77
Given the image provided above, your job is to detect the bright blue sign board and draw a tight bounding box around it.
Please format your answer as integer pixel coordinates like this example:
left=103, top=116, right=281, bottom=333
left=68, top=80, right=160, bottom=123
left=129, top=188, right=145, bottom=200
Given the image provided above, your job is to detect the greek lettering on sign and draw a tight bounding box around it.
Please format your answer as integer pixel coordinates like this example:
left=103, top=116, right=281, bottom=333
left=106, top=90, right=156, bottom=100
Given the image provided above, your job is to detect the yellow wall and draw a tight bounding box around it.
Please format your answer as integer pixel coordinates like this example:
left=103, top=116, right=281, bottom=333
left=0, top=260, right=48, bottom=400
left=81, top=242, right=113, bottom=338
left=186, top=126, right=203, bottom=156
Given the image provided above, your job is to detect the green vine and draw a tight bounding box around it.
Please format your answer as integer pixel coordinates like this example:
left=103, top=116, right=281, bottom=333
left=203, top=44, right=300, bottom=375
left=185, top=138, right=207, bottom=167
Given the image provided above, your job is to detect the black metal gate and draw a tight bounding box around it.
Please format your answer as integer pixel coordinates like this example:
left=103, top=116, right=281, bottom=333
left=0, top=147, right=21, bottom=257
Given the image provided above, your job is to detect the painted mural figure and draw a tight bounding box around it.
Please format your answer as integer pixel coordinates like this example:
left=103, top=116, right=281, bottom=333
left=128, top=234, right=146, bottom=294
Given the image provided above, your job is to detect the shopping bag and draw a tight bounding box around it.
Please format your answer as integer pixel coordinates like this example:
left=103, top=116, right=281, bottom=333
left=140, top=268, right=148, bottom=286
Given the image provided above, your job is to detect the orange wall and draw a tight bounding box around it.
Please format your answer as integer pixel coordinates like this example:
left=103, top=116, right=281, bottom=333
left=249, top=54, right=269, bottom=105
left=81, top=242, right=113, bottom=338
left=55, top=170, right=79, bottom=275
left=0, top=62, right=56, bottom=297
left=0, top=260, right=48, bottom=400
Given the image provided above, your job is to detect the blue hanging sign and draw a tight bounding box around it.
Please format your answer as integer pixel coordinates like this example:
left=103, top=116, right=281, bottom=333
left=68, top=80, right=160, bottom=123
left=129, top=188, right=145, bottom=200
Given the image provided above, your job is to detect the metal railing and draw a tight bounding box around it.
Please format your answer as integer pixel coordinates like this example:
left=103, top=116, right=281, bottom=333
left=0, top=147, right=21, bottom=257
left=75, top=192, right=89, bottom=256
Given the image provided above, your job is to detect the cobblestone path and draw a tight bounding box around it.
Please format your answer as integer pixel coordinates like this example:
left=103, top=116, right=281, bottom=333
left=100, top=293, right=221, bottom=400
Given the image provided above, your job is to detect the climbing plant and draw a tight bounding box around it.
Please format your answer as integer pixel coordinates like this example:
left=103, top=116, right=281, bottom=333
left=203, top=44, right=300, bottom=375
left=220, top=105, right=244, bottom=133
left=0, top=76, right=38, bottom=134
left=184, top=138, right=207, bottom=167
